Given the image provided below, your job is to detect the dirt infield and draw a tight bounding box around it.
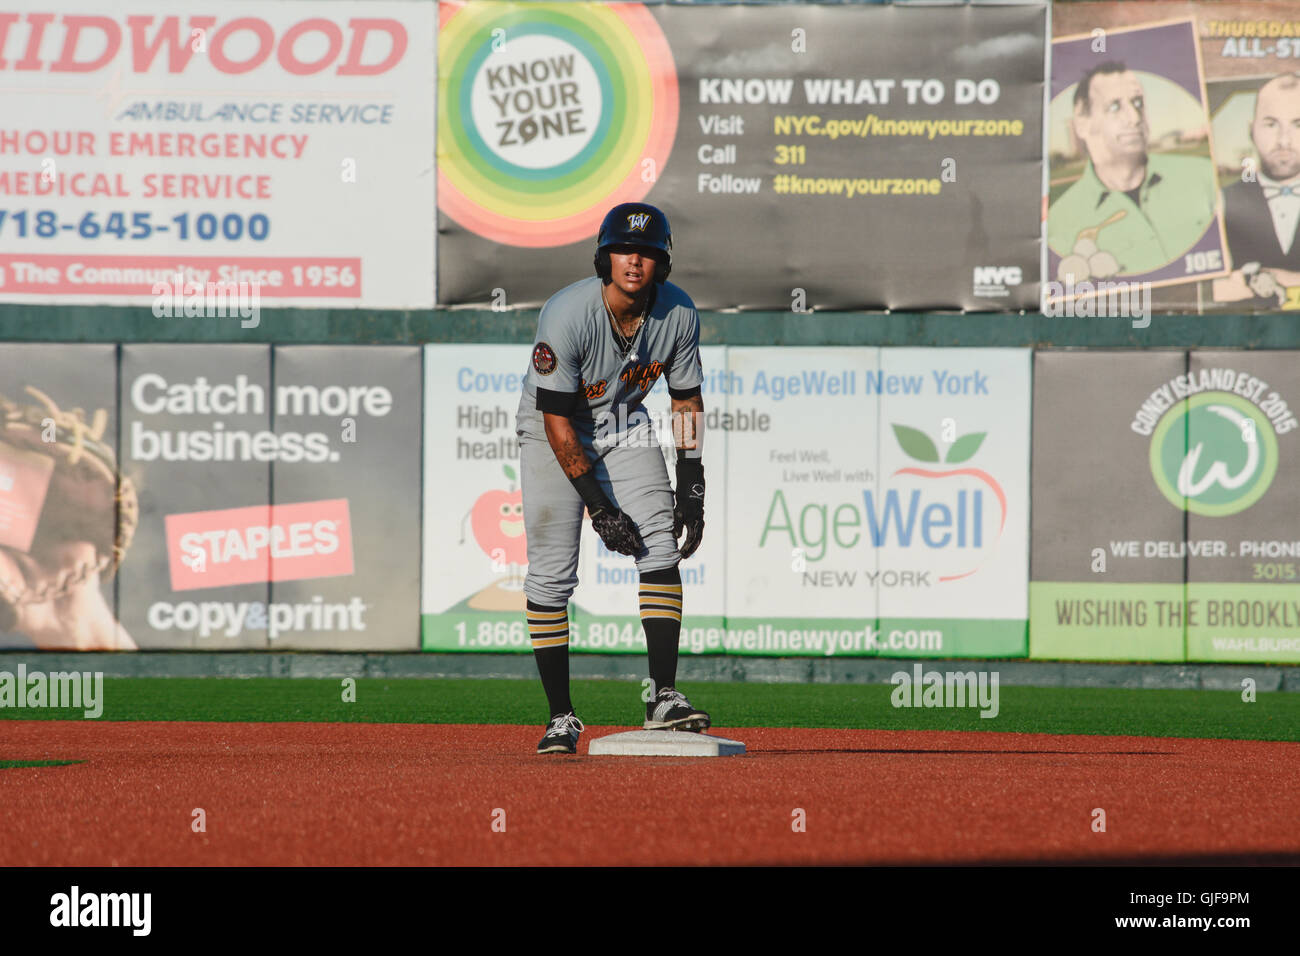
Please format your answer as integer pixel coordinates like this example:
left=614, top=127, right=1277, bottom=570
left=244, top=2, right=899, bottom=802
left=3, top=721, right=1298, bottom=866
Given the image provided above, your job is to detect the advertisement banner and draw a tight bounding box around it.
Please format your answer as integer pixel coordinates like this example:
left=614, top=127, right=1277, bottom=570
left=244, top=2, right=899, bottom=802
left=1030, top=351, right=1189, bottom=661
left=437, top=1, right=1044, bottom=310
left=421, top=345, right=532, bottom=652
left=269, top=346, right=421, bottom=651
left=0, top=1, right=435, bottom=309
left=0, top=344, right=123, bottom=650
left=875, top=349, right=1030, bottom=658
left=118, top=345, right=272, bottom=648
left=1051, top=1, right=1300, bottom=314
left=117, top=344, right=419, bottom=649
left=724, top=347, right=1028, bottom=659
left=723, top=347, right=879, bottom=657
left=1183, top=351, right=1300, bottom=662
left=1047, top=18, right=1226, bottom=311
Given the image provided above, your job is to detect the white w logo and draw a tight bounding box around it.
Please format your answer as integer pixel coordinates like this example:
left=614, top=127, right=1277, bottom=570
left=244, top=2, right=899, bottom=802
left=626, top=212, right=650, bottom=231
left=1177, top=405, right=1260, bottom=497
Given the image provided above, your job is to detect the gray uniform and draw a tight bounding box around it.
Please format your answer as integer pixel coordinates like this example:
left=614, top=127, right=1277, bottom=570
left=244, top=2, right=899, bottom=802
left=516, top=275, right=703, bottom=607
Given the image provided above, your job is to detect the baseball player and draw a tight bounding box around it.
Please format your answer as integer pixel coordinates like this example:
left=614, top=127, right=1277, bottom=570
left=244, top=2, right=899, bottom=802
left=515, top=202, right=709, bottom=755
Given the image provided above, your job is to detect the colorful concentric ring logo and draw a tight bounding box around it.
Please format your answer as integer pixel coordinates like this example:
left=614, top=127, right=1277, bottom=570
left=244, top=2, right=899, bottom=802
left=438, top=1, right=678, bottom=248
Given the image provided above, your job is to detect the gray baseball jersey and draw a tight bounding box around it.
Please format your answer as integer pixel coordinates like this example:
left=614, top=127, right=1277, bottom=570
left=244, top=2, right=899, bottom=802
left=516, top=275, right=703, bottom=453
left=515, top=276, right=704, bottom=606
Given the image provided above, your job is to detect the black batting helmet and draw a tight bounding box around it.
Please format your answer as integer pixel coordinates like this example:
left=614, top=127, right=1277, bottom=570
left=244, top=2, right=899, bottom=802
left=593, top=202, right=672, bottom=283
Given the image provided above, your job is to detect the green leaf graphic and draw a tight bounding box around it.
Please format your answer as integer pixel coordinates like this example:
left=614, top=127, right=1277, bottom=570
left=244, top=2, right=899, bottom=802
left=892, top=424, right=939, bottom=462
left=946, top=432, right=987, bottom=463
left=503, top=464, right=517, bottom=481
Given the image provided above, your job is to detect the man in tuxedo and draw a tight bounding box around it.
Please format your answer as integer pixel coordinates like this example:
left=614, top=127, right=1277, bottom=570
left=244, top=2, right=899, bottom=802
left=1217, top=72, right=1300, bottom=305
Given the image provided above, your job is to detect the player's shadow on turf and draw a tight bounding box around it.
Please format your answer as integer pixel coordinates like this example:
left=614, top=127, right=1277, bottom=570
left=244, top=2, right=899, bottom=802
left=757, top=748, right=1173, bottom=756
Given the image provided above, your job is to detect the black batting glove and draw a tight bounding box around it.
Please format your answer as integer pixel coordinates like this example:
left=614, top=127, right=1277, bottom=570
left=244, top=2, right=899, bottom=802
left=570, top=470, right=644, bottom=556
left=673, top=453, right=705, bottom=560
left=590, top=508, right=644, bottom=556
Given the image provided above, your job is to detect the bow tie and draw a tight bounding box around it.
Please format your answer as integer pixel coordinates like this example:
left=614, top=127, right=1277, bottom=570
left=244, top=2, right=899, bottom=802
left=1263, top=184, right=1298, bottom=200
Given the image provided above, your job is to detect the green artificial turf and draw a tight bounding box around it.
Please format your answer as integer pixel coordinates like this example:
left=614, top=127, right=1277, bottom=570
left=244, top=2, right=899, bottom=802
left=0, top=677, right=1295, bottom=741
left=0, top=760, right=83, bottom=769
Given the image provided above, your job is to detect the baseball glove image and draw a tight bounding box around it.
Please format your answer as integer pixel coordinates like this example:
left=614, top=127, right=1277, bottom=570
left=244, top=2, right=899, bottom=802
left=0, top=386, right=138, bottom=650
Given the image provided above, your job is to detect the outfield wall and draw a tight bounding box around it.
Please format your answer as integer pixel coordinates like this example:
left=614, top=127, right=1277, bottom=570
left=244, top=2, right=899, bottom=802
left=1, top=344, right=1297, bottom=663
left=5, top=0, right=1300, bottom=662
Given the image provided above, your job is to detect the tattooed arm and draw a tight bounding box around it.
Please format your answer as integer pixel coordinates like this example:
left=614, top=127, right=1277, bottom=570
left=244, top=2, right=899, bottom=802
left=542, top=411, right=594, bottom=479
left=670, top=392, right=704, bottom=457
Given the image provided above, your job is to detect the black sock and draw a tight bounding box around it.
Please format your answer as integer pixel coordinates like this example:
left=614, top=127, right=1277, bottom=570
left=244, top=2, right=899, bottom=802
left=527, top=600, right=573, bottom=717
left=639, top=565, right=682, bottom=695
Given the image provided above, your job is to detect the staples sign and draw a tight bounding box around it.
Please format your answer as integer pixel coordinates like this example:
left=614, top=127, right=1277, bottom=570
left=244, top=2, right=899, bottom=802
left=165, top=499, right=354, bottom=590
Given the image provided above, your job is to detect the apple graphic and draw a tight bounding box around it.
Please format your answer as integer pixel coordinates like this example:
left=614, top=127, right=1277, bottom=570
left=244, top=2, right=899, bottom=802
left=462, top=464, right=527, bottom=590
left=890, top=424, right=1006, bottom=582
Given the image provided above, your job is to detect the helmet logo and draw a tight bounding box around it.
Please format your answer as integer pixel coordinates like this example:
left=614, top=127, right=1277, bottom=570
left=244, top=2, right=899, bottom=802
left=626, top=212, right=651, bottom=232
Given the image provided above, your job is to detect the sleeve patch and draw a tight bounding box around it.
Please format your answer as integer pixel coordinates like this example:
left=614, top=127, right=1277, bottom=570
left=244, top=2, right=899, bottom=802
left=532, top=341, right=557, bottom=375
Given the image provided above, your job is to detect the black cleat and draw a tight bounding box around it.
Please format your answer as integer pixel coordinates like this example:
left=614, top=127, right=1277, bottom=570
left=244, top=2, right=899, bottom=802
left=644, top=687, right=711, bottom=732
left=537, top=712, right=584, bottom=754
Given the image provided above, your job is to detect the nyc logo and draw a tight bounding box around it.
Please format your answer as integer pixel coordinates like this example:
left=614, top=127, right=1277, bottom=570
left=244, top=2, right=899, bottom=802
left=626, top=212, right=651, bottom=231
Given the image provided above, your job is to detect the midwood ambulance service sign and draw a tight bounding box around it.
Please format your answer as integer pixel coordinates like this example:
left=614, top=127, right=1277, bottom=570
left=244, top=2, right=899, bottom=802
left=0, top=2, right=434, bottom=309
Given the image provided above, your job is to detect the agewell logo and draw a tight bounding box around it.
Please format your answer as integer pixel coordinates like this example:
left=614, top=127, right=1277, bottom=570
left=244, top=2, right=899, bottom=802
left=437, top=1, right=679, bottom=247
left=759, top=422, right=1007, bottom=581
left=1132, top=370, right=1297, bottom=516
left=885, top=422, right=1007, bottom=581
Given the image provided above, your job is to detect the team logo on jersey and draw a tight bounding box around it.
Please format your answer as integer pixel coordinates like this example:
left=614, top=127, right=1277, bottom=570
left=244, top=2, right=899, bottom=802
left=620, top=360, right=664, bottom=392
left=626, top=212, right=651, bottom=232
left=532, top=342, right=557, bottom=375
left=581, top=378, right=607, bottom=399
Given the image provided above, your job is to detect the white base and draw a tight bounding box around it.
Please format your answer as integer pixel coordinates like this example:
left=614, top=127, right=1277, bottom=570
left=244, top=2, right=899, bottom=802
left=588, top=729, right=746, bottom=757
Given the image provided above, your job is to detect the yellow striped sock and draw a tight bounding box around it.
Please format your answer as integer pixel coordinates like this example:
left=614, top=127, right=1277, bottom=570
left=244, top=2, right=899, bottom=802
left=639, top=582, right=682, bottom=622
left=528, top=607, right=569, bottom=650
